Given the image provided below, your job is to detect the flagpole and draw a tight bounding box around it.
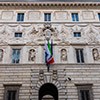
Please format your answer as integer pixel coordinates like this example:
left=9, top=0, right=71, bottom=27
left=47, top=64, right=50, bottom=72
left=47, top=40, right=50, bottom=72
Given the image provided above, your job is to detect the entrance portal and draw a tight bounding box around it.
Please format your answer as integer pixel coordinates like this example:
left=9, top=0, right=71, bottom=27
left=39, top=83, right=58, bottom=100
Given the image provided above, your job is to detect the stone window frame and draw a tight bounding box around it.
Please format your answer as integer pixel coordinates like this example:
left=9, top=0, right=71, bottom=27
left=4, top=84, right=21, bottom=100
left=95, top=11, right=100, bottom=21
left=75, top=84, right=93, bottom=100
left=16, top=11, right=25, bottom=22
left=71, top=12, right=79, bottom=22
left=73, top=32, right=81, bottom=37
left=75, top=48, right=85, bottom=63
left=43, top=11, right=52, bottom=22
left=10, top=46, right=23, bottom=64
left=14, top=32, right=23, bottom=38
left=0, top=49, right=3, bottom=62
left=98, top=13, right=100, bottom=21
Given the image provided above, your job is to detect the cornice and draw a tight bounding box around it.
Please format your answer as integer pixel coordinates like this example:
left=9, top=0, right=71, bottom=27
left=0, top=2, right=100, bottom=8
left=0, top=21, right=100, bottom=25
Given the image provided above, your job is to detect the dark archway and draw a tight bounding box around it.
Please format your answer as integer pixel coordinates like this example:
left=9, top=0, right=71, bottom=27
left=39, top=83, right=58, bottom=100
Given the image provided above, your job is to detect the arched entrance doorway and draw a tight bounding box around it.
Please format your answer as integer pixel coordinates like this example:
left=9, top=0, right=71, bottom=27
left=39, top=83, right=58, bottom=100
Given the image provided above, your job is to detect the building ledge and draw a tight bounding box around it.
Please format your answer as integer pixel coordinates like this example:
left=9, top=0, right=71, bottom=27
left=0, top=2, right=99, bottom=8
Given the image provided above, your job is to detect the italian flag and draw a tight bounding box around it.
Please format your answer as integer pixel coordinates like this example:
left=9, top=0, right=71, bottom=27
left=45, top=40, right=54, bottom=64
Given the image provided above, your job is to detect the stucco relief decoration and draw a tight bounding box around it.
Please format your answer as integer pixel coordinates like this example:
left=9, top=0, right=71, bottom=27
left=37, top=27, right=43, bottom=37
left=0, top=25, right=6, bottom=34
left=26, top=23, right=60, bottom=41
left=28, top=49, right=36, bottom=62
left=61, top=49, right=67, bottom=61
left=71, top=25, right=83, bottom=37
left=60, top=26, right=68, bottom=42
left=0, top=25, right=14, bottom=43
left=52, top=27, right=58, bottom=37
left=0, top=25, right=13, bottom=35
left=88, top=28, right=97, bottom=43
left=92, top=48, right=100, bottom=60
left=95, top=26, right=100, bottom=43
left=18, top=25, right=41, bottom=43
left=45, top=29, right=51, bottom=41
left=28, top=26, right=38, bottom=35
left=43, top=23, right=59, bottom=39
left=0, top=49, right=3, bottom=62
left=85, top=25, right=99, bottom=44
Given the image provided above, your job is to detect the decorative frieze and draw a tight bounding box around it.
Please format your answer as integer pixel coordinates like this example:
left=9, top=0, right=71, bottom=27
left=0, top=23, right=100, bottom=45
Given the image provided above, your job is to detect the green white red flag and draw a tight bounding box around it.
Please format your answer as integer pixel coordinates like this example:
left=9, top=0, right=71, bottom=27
left=45, top=40, right=54, bottom=64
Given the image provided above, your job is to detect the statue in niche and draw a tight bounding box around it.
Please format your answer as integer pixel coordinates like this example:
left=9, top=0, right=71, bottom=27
left=92, top=48, right=99, bottom=60
left=28, top=49, right=36, bottom=62
left=61, top=49, right=67, bottom=61
left=0, top=49, right=3, bottom=62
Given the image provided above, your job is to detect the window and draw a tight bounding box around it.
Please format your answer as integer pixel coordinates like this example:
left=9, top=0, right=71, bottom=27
left=75, top=49, right=84, bottom=63
left=74, top=32, right=81, bottom=37
left=75, top=84, right=93, bottom=100
left=44, top=13, right=51, bottom=21
left=7, top=90, right=16, bottom=100
left=80, top=90, right=90, bottom=100
left=17, top=13, right=24, bottom=21
left=4, top=85, right=21, bottom=100
left=0, top=49, right=3, bottom=61
left=15, top=33, right=22, bottom=37
left=72, top=13, right=79, bottom=21
left=12, top=49, right=21, bottom=64
left=98, top=13, right=100, bottom=20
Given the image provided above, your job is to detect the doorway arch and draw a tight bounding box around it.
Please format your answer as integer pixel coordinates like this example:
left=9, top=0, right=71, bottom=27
left=39, top=83, right=58, bottom=100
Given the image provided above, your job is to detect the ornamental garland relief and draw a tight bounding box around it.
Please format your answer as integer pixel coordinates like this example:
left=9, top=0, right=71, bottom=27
left=0, top=24, right=100, bottom=45
left=59, top=25, right=70, bottom=43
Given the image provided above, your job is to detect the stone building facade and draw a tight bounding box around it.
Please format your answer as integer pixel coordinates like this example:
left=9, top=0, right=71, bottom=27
left=0, top=0, right=100, bottom=100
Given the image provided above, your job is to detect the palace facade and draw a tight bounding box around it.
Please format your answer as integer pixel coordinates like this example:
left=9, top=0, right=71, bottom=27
left=0, top=0, right=100, bottom=100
